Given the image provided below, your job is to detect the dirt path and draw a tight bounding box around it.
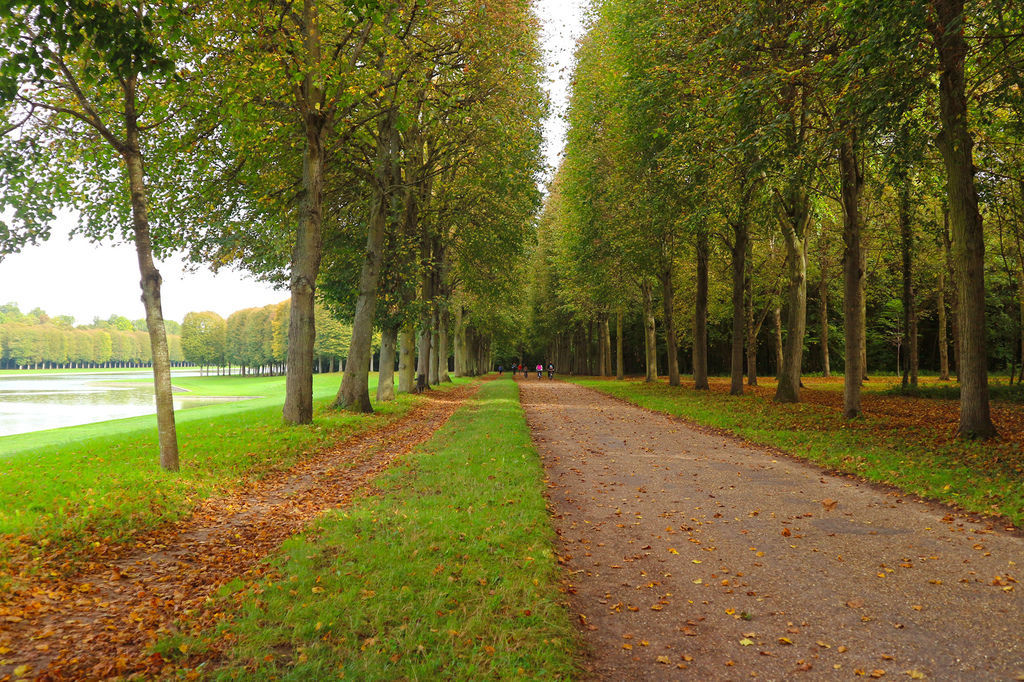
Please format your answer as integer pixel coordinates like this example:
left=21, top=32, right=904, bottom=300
left=0, top=383, right=477, bottom=681
left=519, top=378, right=1022, bottom=681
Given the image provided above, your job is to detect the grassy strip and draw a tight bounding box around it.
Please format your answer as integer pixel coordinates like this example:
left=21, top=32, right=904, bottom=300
left=570, top=379, right=1024, bottom=525
left=0, top=375, right=463, bottom=584
left=168, top=378, right=578, bottom=681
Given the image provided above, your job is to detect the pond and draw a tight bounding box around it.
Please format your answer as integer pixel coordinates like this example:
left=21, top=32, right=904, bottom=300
left=0, top=370, right=250, bottom=437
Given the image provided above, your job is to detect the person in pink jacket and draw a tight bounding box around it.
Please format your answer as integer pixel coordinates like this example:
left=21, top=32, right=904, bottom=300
left=536, top=363, right=543, bottom=378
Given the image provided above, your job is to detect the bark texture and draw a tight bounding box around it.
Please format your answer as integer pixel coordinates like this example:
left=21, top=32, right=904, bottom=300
left=938, top=270, right=950, bottom=380
left=335, top=114, right=393, bottom=412
left=730, top=218, right=748, bottom=395
left=839, top=135, right=865, bottom=418
left=773, top=193, right=809, bottom=404
left=615, top=309, right=624, bottom=380
left=398, top=326, right=415, bottom=393
left=376, top=325, right=397, bottom=402
left=642, top=281, right=658, bottom=382
left=692, top=233, right=709, bottom=390
left=929, top=0, right=996, bottom=438
left=284, top=0, right=327, bottom=425
left=124, top=128, right=178, bottom=472
left=662, top=266, right=681, bottom=387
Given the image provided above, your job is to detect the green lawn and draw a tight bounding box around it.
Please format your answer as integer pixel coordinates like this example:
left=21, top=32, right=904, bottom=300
left=570, top=378, right=1024, bottom=526
left=163, top=377, right=578, bottom=681
left=0, top=373, right=460, bottom=588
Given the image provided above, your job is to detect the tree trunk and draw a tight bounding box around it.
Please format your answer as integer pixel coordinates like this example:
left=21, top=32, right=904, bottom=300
left=598, top=315, right=608, bottom=377
left=428, top=306, right=439, bottom=385
left=283, top=0, right=328, bottom=425
left=124, top=130, right=178, bottom=472
left=839, top=134, right=865, bottom=418
left=774, top=196, right=809, bottom=403
left=899, top=171, right=918, bottom=390
left=730, top=217, right=748, bottom=395
left=616, top=308, right=624, bottom=380
left=746, top=266, right=759, bottom=386
left=453, top=304, right=465, bottom=377
left=438, top=306, right=451, bottom=383
left=938, top=269, right=950, bottom=380
left=377, top=325, right=397, bottom=402
left=398, top=325, right=415, bottom=393
left=602, top=316, right=612, bottom=376
left=773, top=305, right=784, bottom=380
left=692, top=231, right=708, bottom=390
left=335, top=115, right=393, bottom=412
left=1020, top=291, right=1024, bottom=385
left=930, top=0, right=996, bottom=437
left=661, top=268, right=681, bottom=385
left=642, top=280, right=658, bottom=382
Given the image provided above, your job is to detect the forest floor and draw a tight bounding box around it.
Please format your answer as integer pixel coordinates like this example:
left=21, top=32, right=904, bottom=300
left=0, top=382, right=477, bottom=680
left=519, top=377, right=1023, bottom=680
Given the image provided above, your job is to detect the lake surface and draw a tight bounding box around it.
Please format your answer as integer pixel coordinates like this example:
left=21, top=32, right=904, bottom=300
left=0, top=370, right=249, bottom=438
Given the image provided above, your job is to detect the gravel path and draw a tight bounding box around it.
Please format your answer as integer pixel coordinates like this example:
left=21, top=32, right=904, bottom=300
left=519, top=378, right=1022, bottom=681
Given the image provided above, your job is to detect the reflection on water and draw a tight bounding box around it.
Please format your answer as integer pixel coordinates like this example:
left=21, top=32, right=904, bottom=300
left=0, top=370, right=251, bottom=437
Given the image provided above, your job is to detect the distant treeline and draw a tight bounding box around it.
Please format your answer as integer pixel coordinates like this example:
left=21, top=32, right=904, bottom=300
left=181, top=302, right=353, bottom=376
left=0, top=303, right=185, bottom=369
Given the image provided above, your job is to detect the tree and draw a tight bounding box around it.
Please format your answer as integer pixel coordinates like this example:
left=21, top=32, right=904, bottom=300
left=0, top=1, right=197, bottom=469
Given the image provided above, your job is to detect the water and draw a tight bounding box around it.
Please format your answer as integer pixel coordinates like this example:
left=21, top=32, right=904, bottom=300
left=0, top=370, right=249, bottom=437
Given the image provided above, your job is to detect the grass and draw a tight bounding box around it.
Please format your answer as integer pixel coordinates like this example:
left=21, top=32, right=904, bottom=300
left=163, top=377, right=578, bottom=681
left=569, top=377, right=1024, bottom=526
left=0, top=373, right=313, bottom=456
left=0, top=373, right=463, bottom=587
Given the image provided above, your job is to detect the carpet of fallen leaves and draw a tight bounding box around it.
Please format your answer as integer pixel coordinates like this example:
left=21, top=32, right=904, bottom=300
left=0, top=383, right=476, bottom=681
left=699, top=376, right=1024, bottom=479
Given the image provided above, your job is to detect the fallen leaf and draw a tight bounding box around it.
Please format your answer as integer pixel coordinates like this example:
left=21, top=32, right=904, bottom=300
left=656, top=655, right=671, bottom=664
left=904, top=671, right=926, bottom=679
left=846, top=598, right=865, bottom=608
left=739, top=638, right=754, bottom=646
left=822, top=498, right=838, bottom=511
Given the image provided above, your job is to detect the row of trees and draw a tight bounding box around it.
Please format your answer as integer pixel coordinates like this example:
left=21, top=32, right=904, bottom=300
left=2, top=0, right=545, bottom=469
left=0, top=304, right=186, bottom=369
left=181, top=303, right=351, bottom=376
left=531, top=0, right=1023, bottom=439
left=0, top=324, right=184, bottom=370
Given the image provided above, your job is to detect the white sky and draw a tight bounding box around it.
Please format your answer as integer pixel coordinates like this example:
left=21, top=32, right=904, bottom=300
left=0, top=0, right=588, bottom=326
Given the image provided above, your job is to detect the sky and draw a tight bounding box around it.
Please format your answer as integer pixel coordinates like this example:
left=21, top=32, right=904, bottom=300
left=0, top=0, right=589, bottom=327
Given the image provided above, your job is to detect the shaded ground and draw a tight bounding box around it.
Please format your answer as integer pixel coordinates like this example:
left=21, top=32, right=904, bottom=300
left=0, top=384, right=476, bottom=681
left=520, top=378, right=1022, bottom=680
left=739, top=375, right=1024, bottom=447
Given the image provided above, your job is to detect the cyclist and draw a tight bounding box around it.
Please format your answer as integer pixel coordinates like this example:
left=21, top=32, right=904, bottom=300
left=547, top=362, right=555, bottom=379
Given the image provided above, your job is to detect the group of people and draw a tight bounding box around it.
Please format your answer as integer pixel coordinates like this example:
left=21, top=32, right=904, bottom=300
left=498, top=362, right=555, bottom=379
